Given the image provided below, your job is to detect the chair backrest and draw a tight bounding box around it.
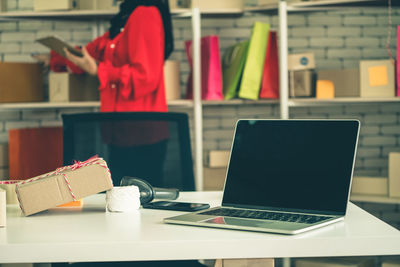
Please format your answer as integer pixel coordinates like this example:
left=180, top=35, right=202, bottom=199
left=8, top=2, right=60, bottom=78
left=62, top=112, right=195, bottom=191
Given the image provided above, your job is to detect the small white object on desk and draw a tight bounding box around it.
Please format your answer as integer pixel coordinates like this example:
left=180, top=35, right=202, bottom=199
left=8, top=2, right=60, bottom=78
left=106, top=186, right=140, bottom=212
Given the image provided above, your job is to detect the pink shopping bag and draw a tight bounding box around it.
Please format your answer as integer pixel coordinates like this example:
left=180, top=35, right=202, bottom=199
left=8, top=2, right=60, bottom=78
left=185, top=35, right=223, bottom=100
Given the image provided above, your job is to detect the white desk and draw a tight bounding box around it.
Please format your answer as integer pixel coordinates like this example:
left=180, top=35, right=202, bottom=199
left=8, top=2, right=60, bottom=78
left=1, top=191, right=400, bottom=263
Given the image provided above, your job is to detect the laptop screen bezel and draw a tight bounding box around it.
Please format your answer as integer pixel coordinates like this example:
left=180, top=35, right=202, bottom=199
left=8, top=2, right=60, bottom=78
left=220, top=119, right=360, bottom=217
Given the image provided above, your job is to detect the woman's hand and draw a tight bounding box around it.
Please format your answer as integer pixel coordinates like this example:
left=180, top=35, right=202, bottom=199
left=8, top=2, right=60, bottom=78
left=31, top=53, right=50, bottom=67
left=64, top=46, right=98, bottom=76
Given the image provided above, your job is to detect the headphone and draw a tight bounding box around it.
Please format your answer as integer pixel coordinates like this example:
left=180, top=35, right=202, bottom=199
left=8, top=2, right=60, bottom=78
left=120, top=176, right=179, bottom=204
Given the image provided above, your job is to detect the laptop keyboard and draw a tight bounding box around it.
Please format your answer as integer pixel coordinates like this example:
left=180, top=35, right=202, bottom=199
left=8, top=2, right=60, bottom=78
left=199, top=208, right=331, bottom=224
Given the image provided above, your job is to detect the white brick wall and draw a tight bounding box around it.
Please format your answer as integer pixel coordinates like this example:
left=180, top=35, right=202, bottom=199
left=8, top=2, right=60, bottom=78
left=1, top=0, right=400, bottom=229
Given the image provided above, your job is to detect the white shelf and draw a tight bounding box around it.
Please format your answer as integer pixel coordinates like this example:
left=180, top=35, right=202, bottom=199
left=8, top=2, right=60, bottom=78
left=1, top=98, right=399, bottom=110
left=351, top=194, right=400, bottom=205
left=246, top=0, right=396, bottom=13
left=289, top=97, right=400, bottom=107
left=0, top=8, right=243, bottom=20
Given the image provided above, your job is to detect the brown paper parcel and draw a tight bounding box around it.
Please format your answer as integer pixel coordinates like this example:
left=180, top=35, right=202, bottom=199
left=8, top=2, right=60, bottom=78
left=16, top=157, right=113, bottom=216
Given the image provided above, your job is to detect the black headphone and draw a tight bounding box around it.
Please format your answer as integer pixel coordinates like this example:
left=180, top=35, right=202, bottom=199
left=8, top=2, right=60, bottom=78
left=120, top=176, right=179, bottom=204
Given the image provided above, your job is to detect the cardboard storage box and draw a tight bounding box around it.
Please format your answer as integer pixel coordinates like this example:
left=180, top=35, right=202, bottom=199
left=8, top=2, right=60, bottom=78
left=0, top=0, right=7, bottom=12
left=191, top=0, right=244, bottom=10
left=204, top=167, right=226, bottom=191
left=16, top=157, right=113, bottom=216
left=0, top=63, right=43, bottom=103
left=317, top=69, right=360, bottom=97
left=0, top=180, right=20, bottom=204
left=389, top=152, right=400, bottom=198
left=34, top=0, right=76, bottom=11
left=360, top=60, right=395, bottom=98
left=164, top=60, right=181, bottom=100
left=0, top=189, right=5, bottom=227
left=77, top=0, right=119, bottom=11
left=169, top=0, right=190, bottom=9
left=49, top=72, right=99, bottom=102
left=209, top=150, right=230, bottom=168
left=288, top=53, right=315, bottom=71
left=258, top=0, right=301, bottom=5
left=295, top=257, right=374, bottom=267
left=351, top=176, right=388, bottom=196
left=289, top=70, right=315, bottom=98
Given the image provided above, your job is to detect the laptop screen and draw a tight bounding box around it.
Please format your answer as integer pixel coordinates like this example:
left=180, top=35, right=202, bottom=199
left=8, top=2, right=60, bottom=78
left=222, top=120, right=360, bottom=215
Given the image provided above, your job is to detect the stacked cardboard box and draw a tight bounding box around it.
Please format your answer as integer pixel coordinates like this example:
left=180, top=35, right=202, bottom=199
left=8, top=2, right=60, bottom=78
left=34, top=0, right=76, bottom=11
left=0, top=63, right=43, bottom=103
left=204, top=150, right=229, bottom=191
left=288, top=53, right=316, bottom=98
left=49, top=73, right=99, bottom=102
left=164, top=60, right=181, bottom=100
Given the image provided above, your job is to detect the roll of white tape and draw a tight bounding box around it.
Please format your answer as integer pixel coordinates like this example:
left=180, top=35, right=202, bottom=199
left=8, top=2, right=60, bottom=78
left=106, top=186, right=140, bottom=212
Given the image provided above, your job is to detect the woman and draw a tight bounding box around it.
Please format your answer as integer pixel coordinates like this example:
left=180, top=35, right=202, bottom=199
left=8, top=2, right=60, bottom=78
left=50, top=0, right=175, bottom=187
left=51, top=0, right=174, bottom=112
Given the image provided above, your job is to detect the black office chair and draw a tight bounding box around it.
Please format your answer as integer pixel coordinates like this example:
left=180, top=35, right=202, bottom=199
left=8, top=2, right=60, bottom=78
left=62, top=112, right=195, bottom=191
left=60, top=112, right=204, bottom=267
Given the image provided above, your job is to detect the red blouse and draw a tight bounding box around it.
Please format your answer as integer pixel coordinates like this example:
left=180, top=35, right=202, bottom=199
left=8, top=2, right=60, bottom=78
left=50, top=6, right=167, bottom=112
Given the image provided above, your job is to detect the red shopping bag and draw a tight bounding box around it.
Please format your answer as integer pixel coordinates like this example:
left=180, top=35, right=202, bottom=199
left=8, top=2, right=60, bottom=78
left=185, top=35, right=223, bottom=100
left=259, top=31, right=279, bottom=99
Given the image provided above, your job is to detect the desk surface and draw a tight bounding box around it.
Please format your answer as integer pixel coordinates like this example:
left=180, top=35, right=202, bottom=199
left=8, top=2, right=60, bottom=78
left=1, top=191, right=400, bottom=263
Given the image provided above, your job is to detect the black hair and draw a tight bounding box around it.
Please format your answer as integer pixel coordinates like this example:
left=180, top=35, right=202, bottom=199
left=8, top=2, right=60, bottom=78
left=109, top=0, right=174, bottom=60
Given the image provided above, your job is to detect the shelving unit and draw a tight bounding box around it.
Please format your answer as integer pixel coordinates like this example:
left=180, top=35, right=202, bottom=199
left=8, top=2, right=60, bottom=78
left=0, top=0, right=398, bottom=192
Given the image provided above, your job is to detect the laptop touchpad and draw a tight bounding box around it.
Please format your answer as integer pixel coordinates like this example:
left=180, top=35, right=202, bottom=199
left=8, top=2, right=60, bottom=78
left=203, top=216, right=273, bottom=228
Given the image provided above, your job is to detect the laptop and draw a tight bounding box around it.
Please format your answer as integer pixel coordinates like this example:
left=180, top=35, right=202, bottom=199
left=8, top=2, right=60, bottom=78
left=164, top=119, right=360, bottom=235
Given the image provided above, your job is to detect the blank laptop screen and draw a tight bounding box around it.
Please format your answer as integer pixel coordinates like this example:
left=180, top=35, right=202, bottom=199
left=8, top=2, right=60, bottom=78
left=222, top=120, right=360, bottom=215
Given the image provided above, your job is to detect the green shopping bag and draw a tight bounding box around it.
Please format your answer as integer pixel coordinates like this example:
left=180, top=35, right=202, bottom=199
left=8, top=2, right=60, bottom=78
left=222, top=40, right=249, bottom=100
left=238, top=22, right=270, bottom=100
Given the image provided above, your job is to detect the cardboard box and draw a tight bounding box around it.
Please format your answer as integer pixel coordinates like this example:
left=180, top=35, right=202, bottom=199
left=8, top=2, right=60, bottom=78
left=215, top=258, right=273, bottom=267
left=258, top=0, right=300, bottom=5
left=317, top=69, right=360, bottom=97
left=289, top=70, right=315, bottom=98
left=204, top=167, right=226, bottom=191
left=389, top=152, right=400, bottom=198
left=0, top=0, right=7, bottom=12
left=191, top=0, right=244, bottom=10
left=0, top=189, right=5, bottom=227
left=0, top=144, right=8, bottom=168
left=288, top=53, right=315, bottom=71
left=0, top=181, right=20, bottom=204
left=77, top=0, right=119, bottom=11
left=0, top=63, right=43, bottom=103
left=169, top=0, right=190, bottom=9
left=16, top=157, right=113, bottom=216
left=295, top=257, right=374, bottom=267
left=209, top=150, right=230, bottom=168
left=351, top=176, right=388, bottom=196
left=164, top=60, right=181, bottom=100
left=34, top=0, right=76, bottom=11
left=49, top=72, right=99, bottom=102
left=360, top=60, right=395, bottom=98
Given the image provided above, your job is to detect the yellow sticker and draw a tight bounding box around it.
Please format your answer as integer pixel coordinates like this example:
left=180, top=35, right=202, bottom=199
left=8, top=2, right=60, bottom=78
left=368, top=65, right=388, bottom=87
left=316, top=80, right=335, bottom=99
